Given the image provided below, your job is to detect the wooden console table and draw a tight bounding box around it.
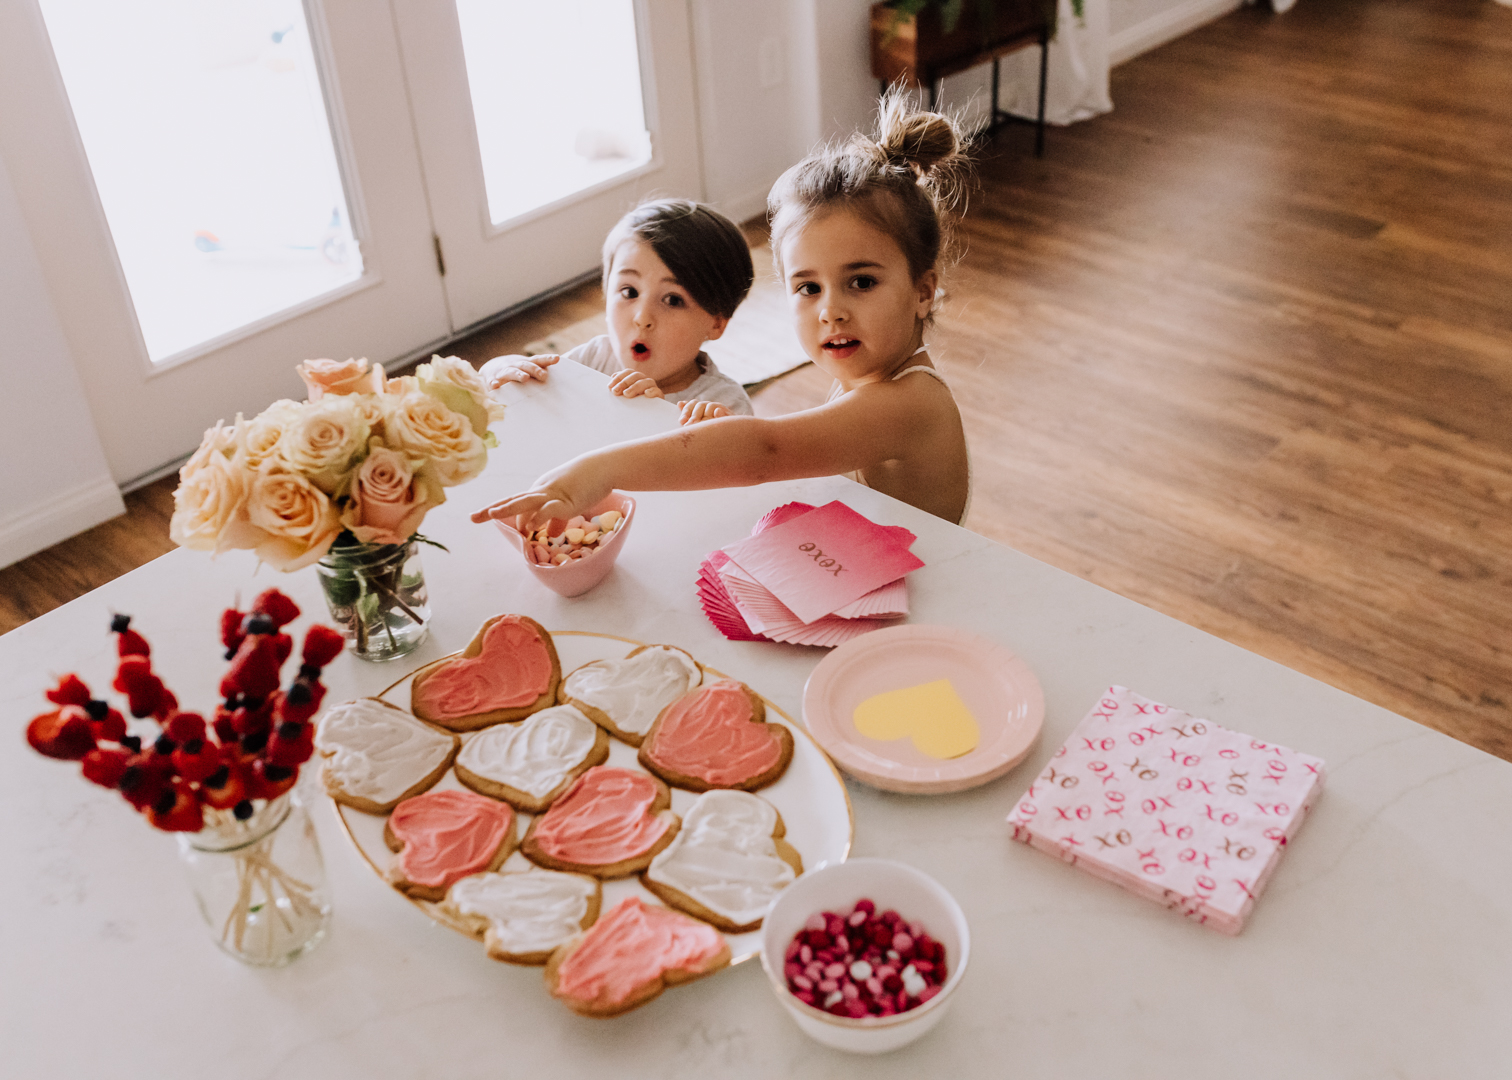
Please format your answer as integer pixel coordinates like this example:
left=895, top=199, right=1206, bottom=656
left=871, top=1, right=1052, bottom=156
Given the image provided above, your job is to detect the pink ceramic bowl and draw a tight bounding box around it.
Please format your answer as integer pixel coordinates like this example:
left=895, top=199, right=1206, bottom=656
left=492, top=492, right=636, bottom=598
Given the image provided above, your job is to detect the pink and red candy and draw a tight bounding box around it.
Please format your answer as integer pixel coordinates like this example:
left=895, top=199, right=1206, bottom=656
left=782, top=899, right=947, bottom=1019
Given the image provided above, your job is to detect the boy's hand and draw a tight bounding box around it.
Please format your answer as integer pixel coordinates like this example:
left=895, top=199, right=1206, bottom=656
left=678, top=400, right=730, bottom=426
left=607, top=370, right=664, bottom=400
left=481, top=353, right=559, bottom=389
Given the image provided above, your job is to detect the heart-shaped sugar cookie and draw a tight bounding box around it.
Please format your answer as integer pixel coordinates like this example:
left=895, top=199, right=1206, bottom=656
left=521, top=766, right=679, bottom=878
left=546, top=897, right=730, bottom=1017
left=638, top=680, right=793, bottom=792
left=315, top=697, right=459, bottom=814
left=559, top=644, right=702, bottom=746
left=643, top=790, right=802, bottom=933
left=384, top=788, right=516, bottom=902
left=454, top=704, right=610, bottom=813
left=411, top=614, right=560, bottom=731
left=442, top=868, right=602, bottom=965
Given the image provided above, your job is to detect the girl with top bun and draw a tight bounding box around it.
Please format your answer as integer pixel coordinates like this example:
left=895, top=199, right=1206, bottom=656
left=474, top=91, right=973, bottom=527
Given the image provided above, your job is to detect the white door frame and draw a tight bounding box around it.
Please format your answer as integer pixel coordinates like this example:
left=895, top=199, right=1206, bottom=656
left=0, top=0, right=453, bottom=485
left=392, top=0, right=707, bottom=330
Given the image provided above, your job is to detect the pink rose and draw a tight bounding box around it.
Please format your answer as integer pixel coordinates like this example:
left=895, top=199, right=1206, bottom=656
left=296, top=357, right=385, bottom=401
left=340, top=443, right=445, bottom=545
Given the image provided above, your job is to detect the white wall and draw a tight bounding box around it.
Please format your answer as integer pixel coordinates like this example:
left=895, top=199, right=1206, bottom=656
left=0, top=150, right=124, bottom=569
left=690, top=0, right=1243, bottom=232
left=1109, top=0, right=1243, bottom=65
left=692, top=0, right=822, bottom=224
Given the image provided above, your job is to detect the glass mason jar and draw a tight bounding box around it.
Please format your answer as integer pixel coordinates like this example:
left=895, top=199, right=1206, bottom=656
left=176, top=788, right=332, bottom=967
left=315, top=537, right=431, bottom=661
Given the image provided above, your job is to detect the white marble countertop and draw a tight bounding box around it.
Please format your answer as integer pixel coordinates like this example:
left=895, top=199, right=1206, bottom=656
left=4, top=360, right=1507, bottom=1078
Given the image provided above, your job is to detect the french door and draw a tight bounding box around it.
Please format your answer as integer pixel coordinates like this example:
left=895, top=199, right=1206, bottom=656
left=0, top=0, right=702, bottom=485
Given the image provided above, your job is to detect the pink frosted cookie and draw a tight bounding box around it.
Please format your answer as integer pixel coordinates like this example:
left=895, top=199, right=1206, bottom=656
left=521, top=766, right=680, bottom=879
left=638, top=680, right=792, bottom=792
left=384, top=788, right=517, bottom=902
left=410, top=614, right=560, bottom=731
left=544, top=897, right=730, bottom=1017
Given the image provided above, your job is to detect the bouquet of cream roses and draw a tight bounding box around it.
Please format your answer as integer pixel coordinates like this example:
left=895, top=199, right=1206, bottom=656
left=169, top=355, right=503, bottom=570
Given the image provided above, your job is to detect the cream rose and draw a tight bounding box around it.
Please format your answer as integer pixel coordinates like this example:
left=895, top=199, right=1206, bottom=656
left=416, top=354, right=505, bottom=434
left=384, top=374, right=420, bottom=397
left=276, top=396, right=369, bottom=493
left=169, top=446, right=247, bottom=553
left=384, top=391, right=488, bottom=486
left=178, top=419, right=240, bottom=481
left=340, top=441, right=446, bottom=545
left=296, top=357, right=385, bottom=401
left=224, top=464, right=344, bottom=572
left=240, top=399, right=301, bottom=470
left=351, top=393, right=389, bottom=442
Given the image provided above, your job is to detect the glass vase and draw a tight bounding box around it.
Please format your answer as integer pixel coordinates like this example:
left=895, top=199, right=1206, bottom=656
left=315, top=537, right=431, bottom=661
left=176, top=788, right=332, bottom=967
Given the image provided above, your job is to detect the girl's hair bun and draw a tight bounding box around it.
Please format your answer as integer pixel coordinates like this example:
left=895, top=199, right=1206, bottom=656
left=872, top=91, right=963, bottom=176
left=767, top=86, right=974, bottom=286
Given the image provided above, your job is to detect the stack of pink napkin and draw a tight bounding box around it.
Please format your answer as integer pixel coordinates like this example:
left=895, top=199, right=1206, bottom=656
left=1007, top=686, right=1325, bottom=935
left=697, top=501, right=924, bottom=646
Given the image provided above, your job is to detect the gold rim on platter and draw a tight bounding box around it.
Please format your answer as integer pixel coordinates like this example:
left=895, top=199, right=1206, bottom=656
left=330, top=629, right=856, bottom=966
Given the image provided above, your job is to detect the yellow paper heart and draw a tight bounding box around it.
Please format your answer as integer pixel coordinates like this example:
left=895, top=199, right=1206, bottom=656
left=852, top=679, right=980, bottom=760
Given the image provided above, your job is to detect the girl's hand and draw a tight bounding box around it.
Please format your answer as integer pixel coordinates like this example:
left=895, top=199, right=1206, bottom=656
left=481, top=353, right=559, bottom=388
left=607, top=369, right=664, bottom=399
left=678, top=400, right=730, bottom=426
left=469, top=456, right=612, bottom=532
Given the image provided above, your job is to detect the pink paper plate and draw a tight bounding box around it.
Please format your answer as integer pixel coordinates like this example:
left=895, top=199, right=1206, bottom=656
left=802, top=624, right=1045, bottom=794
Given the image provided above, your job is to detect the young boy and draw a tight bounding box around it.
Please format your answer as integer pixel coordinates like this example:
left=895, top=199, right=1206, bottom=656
left=482, top=199, right=755, bottom=425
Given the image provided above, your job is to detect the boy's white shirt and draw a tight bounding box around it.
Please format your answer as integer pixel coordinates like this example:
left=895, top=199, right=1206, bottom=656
left=564, top=335, right=753, bottom=416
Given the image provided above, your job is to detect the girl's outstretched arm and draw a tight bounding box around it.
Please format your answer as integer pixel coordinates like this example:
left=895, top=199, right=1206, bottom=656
left=470, top=381, right=931, bottom=528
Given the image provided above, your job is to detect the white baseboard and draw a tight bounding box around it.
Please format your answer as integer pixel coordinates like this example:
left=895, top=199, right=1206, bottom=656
left=1110, top=0, right=1245, bottom=67
left=0, top=475, right=125, bottom=570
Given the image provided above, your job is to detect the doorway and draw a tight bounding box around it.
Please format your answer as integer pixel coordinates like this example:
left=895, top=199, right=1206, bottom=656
left=0, top=0, right=703, bottom=484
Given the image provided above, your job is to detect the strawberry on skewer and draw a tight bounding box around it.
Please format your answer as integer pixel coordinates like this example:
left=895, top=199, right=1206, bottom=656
left=26, top=706, right=97, bottom=760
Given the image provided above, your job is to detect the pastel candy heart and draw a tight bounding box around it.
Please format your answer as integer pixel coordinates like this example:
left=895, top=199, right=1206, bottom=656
left=645, top=790, right=799, bottom=930
left=412, top=615, right=556, bottom=725
left=526, top=766, right=674, bottom=872
left=640, top=680, right=791, bottom=790
left=852, top=678, right=980, bottom=760
left=385, top=789, right=514, bottom=894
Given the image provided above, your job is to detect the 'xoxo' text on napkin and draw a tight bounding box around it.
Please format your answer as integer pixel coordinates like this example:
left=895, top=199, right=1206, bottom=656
left=719, top=501, right=923, bottom=625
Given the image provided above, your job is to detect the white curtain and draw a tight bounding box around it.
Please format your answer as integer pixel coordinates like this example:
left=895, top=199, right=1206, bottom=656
left=996, top=0, right=1112, bottom=126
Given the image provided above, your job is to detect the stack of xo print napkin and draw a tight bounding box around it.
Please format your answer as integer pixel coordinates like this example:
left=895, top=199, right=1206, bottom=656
left=1007, top=686, right=1325, bottom=935
left=697, top=501, right=924, bottom=647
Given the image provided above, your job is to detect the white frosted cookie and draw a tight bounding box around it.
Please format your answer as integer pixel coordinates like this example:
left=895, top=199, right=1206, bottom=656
left=315, top=697, right=459, bottom=814
left=442, top=868, right=602, bottom=965
left=453, top=704, right=610, bottom=813
left=642, top=789, right=802, bottom=933
left=559, top=644, right=702, bottom=747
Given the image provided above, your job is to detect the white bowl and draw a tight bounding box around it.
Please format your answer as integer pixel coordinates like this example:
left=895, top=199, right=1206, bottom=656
left=759, top=858, right=970, bottom=1054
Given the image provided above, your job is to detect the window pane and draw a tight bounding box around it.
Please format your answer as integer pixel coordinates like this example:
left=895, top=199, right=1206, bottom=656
left=455, top=0, right=651, bottom=227
left=39, top=0, right=363, bottom=363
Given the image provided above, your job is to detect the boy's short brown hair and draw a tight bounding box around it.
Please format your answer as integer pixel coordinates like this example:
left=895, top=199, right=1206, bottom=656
left=601, top=199, right=755, bottom=320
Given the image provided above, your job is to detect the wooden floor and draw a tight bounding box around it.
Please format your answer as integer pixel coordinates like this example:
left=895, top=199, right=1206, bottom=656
left=5, top=0, right=1509, bottom=760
